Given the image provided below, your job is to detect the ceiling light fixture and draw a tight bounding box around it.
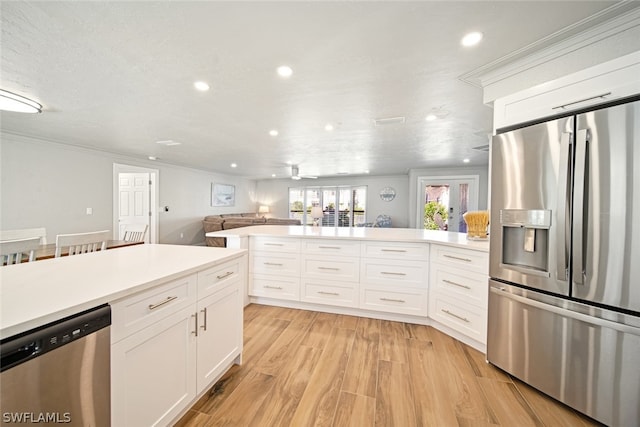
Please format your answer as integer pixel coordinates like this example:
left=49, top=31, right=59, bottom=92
left=230, top=163, right=237, bottom=168
left=194, top=81, right=210, bottom=91
left=0, top=89, right=42, bottom=113
left=373, top=116, right=405, bottom=126
left=277, top=65, right=293, bottom=78
left=155, top=139, right=181, bottom=146
left=271, top=174, right=276, bottom=178
left=461, top=31, right=483, bottom=47
left=148, top=156, right=158, bottom=161
left=325, top=123, right=334, bottom=131
left=463, top=158, right=470, bottom=163
left=425, top=114, right=437, bottom=121
left=269, top=129, right=278, bottom=136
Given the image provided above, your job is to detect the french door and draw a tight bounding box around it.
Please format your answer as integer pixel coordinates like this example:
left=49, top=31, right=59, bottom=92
left=417, top=176, right=478, bottom=232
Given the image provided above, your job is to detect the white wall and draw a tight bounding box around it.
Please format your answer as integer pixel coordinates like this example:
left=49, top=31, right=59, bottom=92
left=255, top=174, right=411, bottom=228
left=0, top=133, right=257, bottom=245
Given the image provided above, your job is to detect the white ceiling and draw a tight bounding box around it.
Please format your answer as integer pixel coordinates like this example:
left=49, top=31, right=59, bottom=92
left=0, top=1, right=622, bottom=179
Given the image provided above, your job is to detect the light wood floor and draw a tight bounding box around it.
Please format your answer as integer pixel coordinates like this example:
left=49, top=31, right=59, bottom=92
left=176, top=304, right=601, bottom=427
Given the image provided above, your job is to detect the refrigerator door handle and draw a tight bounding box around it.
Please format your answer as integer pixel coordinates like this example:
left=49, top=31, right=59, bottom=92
left=572, top=129, right=589, bottom=285
left=556, top=132, right=572, bottom=281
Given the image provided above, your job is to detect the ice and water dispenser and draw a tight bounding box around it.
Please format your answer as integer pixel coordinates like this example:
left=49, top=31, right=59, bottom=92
left=499, top=209, right=552, bottom=276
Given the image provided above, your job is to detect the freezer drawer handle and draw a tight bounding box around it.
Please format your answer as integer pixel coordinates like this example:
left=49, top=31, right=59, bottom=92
left=441, top=309, right=470, bottom=323
left=148, top=295, right=178, bottom=311
left=552, top=92, right=611, bottom=110
left=443, top=279, right=471, bottom=290
left=444, top=254, right=472, bottom=262
left=490, top=286, right=640, bottom=336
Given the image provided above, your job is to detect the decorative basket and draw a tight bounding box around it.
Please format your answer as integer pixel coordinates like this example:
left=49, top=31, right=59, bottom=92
left=463, top=210, right=489, bottom=240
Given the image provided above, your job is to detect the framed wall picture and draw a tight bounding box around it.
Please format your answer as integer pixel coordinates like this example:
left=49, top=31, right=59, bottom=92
left=211, top=183, right=235, bottom=207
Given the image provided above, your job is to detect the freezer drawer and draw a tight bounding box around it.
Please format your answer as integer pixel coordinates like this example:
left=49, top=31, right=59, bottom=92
left=487, top=281, right=640, bottom=427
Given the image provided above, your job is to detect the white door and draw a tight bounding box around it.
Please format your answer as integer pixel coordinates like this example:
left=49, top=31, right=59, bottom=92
left=118, top=173, right=150, bottom=242
left=417, top=176, right=479, bottom=232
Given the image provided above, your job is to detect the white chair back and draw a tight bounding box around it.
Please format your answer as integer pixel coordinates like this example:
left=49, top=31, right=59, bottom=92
left=0, top=237, right=41, bottom=265
left=0, top=227, right=47, bottom=244
left=122, top=224, right=148, bottom=243
left=55, top=230, right=111, bottom=257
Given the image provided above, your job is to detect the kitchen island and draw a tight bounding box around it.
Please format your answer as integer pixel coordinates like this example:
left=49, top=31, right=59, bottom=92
left=207, top=225, right=490, bottom=351
left=0, top=244, right=246, bottom=427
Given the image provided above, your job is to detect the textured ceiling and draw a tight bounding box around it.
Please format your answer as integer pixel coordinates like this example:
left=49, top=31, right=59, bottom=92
left=0, top=1, right=621, bottom=179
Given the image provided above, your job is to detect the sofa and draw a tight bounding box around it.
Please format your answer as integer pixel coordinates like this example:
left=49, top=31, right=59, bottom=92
left=203, top=213, right=301, bottom=247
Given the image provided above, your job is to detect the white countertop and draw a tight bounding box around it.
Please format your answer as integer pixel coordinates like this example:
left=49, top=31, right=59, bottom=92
left=0, top=244, right=246, bottom=340
left=207, top=225, right=490, bottom=252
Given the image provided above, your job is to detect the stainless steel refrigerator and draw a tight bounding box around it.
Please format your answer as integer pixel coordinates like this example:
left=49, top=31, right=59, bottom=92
left=488, top=97, right=640, bottom=426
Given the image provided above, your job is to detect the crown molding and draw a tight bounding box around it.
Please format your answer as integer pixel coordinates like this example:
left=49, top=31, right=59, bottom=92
left=459, top=2, right=640, bottom=90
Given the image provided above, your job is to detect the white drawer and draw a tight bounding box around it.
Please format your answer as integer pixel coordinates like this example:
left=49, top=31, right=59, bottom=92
left=430, top=263, right=488, bottom=308
left=197, top=259, right=241, bottom=297
left=362, top=242, right=429, bottom=260
left=430, top=244, right=488, bottom=274
left=301, top=280, right=357, bottom=308
left=251, top=237, right=300, bottom=253
left=429, top=293, right=486, bottom=344
left=360, top=287, right=427, bottom=316
left=250, top=274, right=300, bottom=301
left=302, top=239, right=361, bottom=257
left=251, top=252, right=300, bottom=276
left=302, top=255, right=359, bottom=283
left=360, top=258, right=427, bottom=289
left=111, top=274, right=197, bottom=343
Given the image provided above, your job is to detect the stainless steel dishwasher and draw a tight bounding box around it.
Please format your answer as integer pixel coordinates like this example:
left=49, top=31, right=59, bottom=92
left=1, top=304, right=111, bottom=426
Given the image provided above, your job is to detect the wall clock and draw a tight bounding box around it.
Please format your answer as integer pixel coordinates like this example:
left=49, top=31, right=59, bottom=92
left=379, top=187, right=396, bottom=202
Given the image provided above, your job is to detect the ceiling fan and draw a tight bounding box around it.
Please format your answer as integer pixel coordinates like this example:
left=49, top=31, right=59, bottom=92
left=291, top=165, right=317, bottom=180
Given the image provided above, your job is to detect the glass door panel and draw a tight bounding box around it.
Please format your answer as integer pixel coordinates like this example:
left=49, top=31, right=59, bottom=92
left=418, top=177, right=478, bottom=232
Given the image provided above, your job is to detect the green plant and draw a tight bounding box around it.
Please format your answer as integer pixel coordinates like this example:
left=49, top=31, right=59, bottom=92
left=424, top=201, right=447, bottom=230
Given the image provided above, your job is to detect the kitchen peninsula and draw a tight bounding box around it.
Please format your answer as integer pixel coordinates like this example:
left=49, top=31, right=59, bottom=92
left=207, top=225, right=490, bottom=351
left=0, top=244, right=246, bottom=426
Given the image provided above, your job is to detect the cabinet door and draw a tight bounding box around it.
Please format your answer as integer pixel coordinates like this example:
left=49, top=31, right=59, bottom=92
left=196, top=280, right=243, bottom=393
left=111, top=305, right=196, bottom=427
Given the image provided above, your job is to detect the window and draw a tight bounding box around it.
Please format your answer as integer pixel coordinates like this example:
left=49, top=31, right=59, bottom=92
left=289, top=186, right=367, bottom=227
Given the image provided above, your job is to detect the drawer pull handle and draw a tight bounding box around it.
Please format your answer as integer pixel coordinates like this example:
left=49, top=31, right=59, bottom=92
left=192, top=313, right=198, bottom=336
left=441, top=309, right=470, bottom=323
left=444, top=254, right=472, bottom=263
left=318, top=266, right=340, bottom=271
left=443, top=279, right=471, bottom=290
left=552, top=92, right=611, bottom=110
left=200, top=307, right=208, bottom=331
left=264, top=262, right=283, bottom=266
left=264, top=243, right=284, bottom=246
left=380, top=297, right=405, bottom=303
left=148, top=295, right=178, bottom=311
left=381, top=271, right=406, bottom=276
left=318, top=291, right=340, bottom=296
left=216, top=271, right=234, bottom=280
left=264, top=285, right=283, bottom=290
left=382, top=249, right=407, bottom=253
left=319, top=246, right=340, bottom=249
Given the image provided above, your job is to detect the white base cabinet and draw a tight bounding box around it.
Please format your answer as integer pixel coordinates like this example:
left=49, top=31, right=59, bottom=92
left=111, top=256, right=244, bottom=427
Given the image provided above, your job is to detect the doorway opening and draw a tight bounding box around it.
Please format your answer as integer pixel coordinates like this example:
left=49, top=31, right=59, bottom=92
left=416, top=175, right=479, bottom=232
left=112, top=164, right=159, bottom=243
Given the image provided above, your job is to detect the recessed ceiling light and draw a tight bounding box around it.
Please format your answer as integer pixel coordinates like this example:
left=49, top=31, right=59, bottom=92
left=277, top=65, right=293, bottom=78
left=194, top=81, right=210, bottom=91
left=155, top=139, right=181, bottom=146
left=148, top=156, right=158, bottom=161
left=230, top=163, right=237, bottom=168
left=286, top=160, right=292, bottom=165
left=364, top=170, right=370, bottom=174
left=325, top=123, right=334, bottom=131
left=271, top=174, right=276, bottom=178
left=461, top=32, right=483, bottom=47
left=269, top=129, right=279, bottom=136
left=463, top=158, right=470, bottom=163
left=0, top=89, right=42, bottom=113
left=425, top=114, right=437, bottom=121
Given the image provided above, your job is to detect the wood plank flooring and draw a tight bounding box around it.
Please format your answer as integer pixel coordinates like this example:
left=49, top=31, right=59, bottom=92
left=176, top=304, right=601, bottom=427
